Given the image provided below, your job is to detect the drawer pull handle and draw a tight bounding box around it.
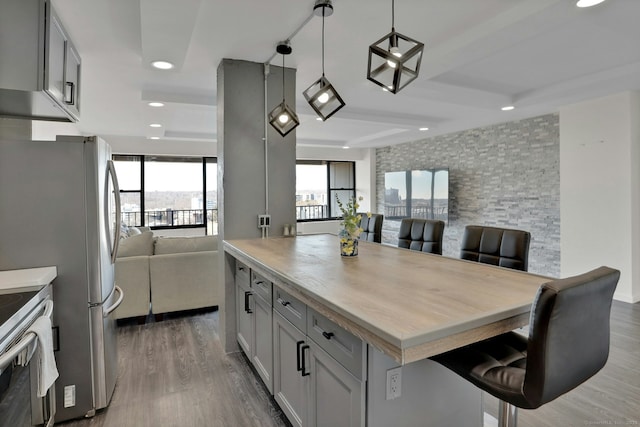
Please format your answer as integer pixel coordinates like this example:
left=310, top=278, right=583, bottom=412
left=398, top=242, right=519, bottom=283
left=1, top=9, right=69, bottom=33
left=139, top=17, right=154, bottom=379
left=296, top=340, right=305, bottom=372
left=238, top=266, right=245, bottom=272
left=301, top=344, right=310, bottom=377
left=322, top=331, right=334, bottom=340
left=244, top=291, right=253, bottom=314
left=280, top=300, right=290, bottom=307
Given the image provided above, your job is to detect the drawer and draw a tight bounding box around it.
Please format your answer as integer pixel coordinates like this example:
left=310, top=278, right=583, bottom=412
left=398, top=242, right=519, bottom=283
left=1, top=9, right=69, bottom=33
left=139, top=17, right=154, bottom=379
left=307, top=308, right=365, bottom=380
left=251, top=271, right=272, bottom=305
left=235, top=261, right=250, bottom=287
left=273, top=286, right=306, bottom=333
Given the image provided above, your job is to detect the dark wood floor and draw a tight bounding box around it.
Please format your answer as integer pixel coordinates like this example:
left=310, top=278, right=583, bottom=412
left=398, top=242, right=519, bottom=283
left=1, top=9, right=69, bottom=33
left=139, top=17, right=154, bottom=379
left=58, top=301, right=639, bottom=427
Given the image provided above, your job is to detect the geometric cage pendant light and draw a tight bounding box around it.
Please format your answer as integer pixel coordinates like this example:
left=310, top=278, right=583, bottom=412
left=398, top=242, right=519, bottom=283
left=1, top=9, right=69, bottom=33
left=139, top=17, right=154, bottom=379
left=303, top=0, right=345, bottom=121
left=269, top=41, right=300, bottom=137
left=367, top=0, right=424, bottom=94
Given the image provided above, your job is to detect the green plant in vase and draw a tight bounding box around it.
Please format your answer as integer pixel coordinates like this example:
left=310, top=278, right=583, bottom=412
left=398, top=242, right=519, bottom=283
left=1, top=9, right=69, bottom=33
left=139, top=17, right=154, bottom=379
left=336, top=195, right=370, bottom=256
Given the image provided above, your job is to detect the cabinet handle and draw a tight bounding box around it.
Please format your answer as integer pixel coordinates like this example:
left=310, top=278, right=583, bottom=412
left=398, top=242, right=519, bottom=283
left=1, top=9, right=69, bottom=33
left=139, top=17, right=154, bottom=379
left=296, top=340, right=305, bottom=372
left=280, top=300, right=290, bottom=307
left=322, top=331, right=334, bottom=340
left=238, top=266, right=245, bottom=272
left=301, top=344, right=310, bottom=377
left=244, top=291, right=253, bottom=314
left=64, top=82, right=75, bottom=105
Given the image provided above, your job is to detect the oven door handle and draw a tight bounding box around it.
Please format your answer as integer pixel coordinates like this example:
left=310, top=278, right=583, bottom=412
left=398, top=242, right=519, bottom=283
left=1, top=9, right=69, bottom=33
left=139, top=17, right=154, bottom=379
left=0, top=300, right=53, bottom=371
left=0, top=331, right=39, bottom=372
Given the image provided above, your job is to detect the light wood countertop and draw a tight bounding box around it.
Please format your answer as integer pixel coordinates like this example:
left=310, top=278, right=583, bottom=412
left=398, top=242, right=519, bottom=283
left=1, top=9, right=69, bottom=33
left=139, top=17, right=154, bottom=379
left=224, top=234, right=550, bottom=365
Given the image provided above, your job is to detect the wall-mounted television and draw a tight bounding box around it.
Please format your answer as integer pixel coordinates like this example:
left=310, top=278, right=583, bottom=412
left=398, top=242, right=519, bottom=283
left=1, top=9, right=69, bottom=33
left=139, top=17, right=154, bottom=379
left=384, top=169, right=449, bottom=223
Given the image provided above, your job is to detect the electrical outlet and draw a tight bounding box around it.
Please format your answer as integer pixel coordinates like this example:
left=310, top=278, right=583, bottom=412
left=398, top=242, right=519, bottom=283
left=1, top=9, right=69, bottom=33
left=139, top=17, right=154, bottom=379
left=386, top=367, right=402, bottom=400
left=257, top=214, right=272, bottom=229
left=64, top=384, right=76, bottom=408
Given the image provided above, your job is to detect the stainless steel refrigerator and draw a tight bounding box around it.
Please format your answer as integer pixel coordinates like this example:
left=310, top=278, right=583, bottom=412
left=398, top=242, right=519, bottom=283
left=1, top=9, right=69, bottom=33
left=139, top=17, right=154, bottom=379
left=0, top=135, right=124, bottom=422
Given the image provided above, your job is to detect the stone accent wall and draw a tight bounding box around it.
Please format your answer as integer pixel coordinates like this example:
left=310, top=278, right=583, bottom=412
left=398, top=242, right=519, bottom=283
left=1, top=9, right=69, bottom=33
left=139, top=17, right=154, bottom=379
left=376, top=114, right=560, bottom=277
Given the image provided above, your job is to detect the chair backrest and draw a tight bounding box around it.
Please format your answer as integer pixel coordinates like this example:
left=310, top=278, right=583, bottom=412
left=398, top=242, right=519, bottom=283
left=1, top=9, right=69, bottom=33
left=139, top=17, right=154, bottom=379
left=398, top=218, right=445, bottom=255
left=358, top=213, right=383, bottom=243
left=523, top=266, right=619, bottom=408
left=460, top=225, right=530, bottom=271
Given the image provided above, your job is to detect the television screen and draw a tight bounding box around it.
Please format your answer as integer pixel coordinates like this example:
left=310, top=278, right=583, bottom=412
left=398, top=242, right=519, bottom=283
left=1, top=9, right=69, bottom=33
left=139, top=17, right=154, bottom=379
left=384, top=168, right=449, bottom=223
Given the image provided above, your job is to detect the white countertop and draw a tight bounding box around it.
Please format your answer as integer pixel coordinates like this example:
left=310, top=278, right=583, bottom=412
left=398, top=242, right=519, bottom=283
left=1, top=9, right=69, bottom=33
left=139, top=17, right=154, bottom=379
left=0, top=266, right=57, bottom=294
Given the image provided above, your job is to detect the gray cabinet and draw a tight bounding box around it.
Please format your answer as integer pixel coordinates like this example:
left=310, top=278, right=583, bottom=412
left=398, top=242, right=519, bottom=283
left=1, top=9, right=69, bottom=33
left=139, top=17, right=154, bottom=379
left=308, top=339, right=364, bottom=427
left=234, top=263, right=273, bottom=392
left=0, top=0, right=81, bottom=121
left=273, top=310, right=306, bottom=427
left=272, top=288, right=365, bottom=427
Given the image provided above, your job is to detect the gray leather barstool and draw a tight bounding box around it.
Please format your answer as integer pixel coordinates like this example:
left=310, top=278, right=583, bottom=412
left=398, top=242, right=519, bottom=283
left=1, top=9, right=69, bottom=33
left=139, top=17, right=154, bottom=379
left=431, top=266, right=620, bottom=427
left=460, top=225, right=531, bottom=271
left=358, top=213, right=383, bottom=243
left=397, top=218, right=445, bottom=255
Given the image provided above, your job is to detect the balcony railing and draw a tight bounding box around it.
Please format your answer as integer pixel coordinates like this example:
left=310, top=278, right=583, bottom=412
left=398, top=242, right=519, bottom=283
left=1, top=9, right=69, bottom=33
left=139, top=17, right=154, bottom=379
left=383, top=204, right=448, bottom=221
left=121, top=208, right=218, bottom=234
left=296, top=204, right=328, bottom=220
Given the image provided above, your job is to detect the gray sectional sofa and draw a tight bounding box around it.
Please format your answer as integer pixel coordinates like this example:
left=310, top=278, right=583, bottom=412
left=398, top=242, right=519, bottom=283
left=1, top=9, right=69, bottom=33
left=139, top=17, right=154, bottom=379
left=114, top=228, right=219, bottom=321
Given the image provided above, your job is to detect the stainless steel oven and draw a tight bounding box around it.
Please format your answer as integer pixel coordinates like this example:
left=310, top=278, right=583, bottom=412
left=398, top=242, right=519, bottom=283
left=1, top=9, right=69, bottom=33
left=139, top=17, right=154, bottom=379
left=0, top=285, right=55, bottom=427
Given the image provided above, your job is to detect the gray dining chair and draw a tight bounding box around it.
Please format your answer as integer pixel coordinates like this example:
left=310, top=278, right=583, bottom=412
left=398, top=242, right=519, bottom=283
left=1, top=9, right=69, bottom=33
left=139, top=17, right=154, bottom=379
left=397, top=218, right=445, bottom=255
left=358, top=213, right=383, bottom=243
left=460, top=225, right=530, bottom=271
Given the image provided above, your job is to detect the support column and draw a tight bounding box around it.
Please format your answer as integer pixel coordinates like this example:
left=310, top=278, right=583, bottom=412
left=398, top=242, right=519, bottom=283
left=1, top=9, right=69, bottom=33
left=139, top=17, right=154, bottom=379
left=216, top=59, right=297, bottom=351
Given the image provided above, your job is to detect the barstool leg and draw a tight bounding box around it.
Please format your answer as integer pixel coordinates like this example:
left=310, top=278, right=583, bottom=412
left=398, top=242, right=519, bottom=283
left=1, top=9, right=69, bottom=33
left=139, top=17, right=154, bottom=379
left=498, top=401, right=518, bottom=427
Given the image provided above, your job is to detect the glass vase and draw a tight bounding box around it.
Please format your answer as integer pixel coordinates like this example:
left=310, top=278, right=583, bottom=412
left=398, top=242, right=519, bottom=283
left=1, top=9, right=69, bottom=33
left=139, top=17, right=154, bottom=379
left=340, top=237, right=358, bottom=257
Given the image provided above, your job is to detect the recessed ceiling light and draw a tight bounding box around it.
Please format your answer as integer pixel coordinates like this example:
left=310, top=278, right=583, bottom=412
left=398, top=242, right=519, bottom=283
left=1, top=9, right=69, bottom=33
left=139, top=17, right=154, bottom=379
left=151, top=60, right=174, bottom=70
left=342, top=146, right=350, bottom=150
left=576, top=0, right=607, bottom=7
left=316, top=117, right=323, bottom=121
left=501, top=105, right=515, bottom=111
left=149, top=136, right=160, bottom=140
left=149, top=123, right=162, bottom=128
left=148, top=102, right=164, bottom=107
left=419, top=127, right=429, bottom=131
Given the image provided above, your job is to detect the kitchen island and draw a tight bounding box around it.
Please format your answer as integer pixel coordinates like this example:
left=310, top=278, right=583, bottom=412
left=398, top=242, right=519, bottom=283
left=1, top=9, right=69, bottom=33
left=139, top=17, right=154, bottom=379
left=223, top=234, right=550, bottom=427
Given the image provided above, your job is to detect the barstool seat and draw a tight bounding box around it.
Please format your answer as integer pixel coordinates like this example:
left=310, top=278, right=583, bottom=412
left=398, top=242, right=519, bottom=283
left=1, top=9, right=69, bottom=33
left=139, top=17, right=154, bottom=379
left=431, top=266, right=620, bottom=427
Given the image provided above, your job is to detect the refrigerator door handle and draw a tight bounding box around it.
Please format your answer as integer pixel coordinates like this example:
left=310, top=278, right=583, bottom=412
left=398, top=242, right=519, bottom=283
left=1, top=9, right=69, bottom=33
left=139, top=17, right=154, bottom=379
left=106, top=160, right=122, bottom=264
left=103, top=286, right=124, bottom=317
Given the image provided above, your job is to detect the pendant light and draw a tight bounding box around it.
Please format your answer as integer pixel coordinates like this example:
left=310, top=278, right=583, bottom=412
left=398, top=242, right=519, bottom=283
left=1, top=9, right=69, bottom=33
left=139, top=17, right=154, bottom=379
left=303, top=0, right=345, bottom=122
left=367, top=0, right=424, bottom=94
left=269, top=41, right=300, bottom=137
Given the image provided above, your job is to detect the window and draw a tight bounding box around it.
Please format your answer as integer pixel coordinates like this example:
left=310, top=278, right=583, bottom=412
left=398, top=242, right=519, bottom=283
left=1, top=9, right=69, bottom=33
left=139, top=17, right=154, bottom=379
left=112, top=155, right=218, bottom=233
left=296, top=161, right=355, bottom=221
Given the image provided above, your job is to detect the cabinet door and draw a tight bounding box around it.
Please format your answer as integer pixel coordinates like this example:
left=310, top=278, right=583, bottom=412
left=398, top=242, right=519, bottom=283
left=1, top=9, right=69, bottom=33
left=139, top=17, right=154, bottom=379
left=273, top=311, right=307, bottom=427
left=252, top=293, right=273, bottom=393
left=45, top=8, right=66, bottom=103
left=64, top=41, right=81, bottom=118
left=236, top=280, right=253, bottom=356
left=308, top=341, right=365, bottom=427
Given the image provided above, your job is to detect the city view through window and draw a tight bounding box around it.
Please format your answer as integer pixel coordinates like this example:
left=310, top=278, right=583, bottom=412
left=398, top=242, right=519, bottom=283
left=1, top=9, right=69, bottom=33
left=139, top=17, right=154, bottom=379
left=114, top=157, right=355, bottom=231
left=113, top=156, right=218, bottom=235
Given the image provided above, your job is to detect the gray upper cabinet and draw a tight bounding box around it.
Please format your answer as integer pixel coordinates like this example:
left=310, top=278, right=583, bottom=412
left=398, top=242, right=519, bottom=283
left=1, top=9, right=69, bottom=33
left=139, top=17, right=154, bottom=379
left=0, top=0, right=81, bottom=122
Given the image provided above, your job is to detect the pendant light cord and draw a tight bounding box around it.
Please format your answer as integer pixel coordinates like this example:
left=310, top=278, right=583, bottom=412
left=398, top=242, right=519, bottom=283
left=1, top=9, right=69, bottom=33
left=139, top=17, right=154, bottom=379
left=322, top=9, right=325, bottom=76
left=282, top=54, right=286, bottom=102
left=392, top=0, right=395, bottom=31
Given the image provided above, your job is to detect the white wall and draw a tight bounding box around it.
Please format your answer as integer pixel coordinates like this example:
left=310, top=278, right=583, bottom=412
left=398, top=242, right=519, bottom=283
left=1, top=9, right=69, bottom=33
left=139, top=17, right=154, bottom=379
left=560, top=91, right=640, bottom=303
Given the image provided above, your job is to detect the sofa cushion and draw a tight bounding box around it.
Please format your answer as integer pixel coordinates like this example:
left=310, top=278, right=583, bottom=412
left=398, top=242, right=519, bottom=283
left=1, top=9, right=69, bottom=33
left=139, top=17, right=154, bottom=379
left=117, top=231, right=154, bottom=257
left=154, top=235, right=218, bottom=255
